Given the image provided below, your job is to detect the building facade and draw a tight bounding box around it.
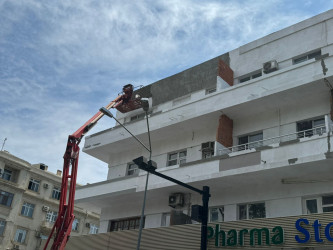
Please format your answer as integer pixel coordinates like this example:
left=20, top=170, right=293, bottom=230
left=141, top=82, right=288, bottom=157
left=0, top=151, right=100, bottom=250
left=74, top=10, right=333, bottom=249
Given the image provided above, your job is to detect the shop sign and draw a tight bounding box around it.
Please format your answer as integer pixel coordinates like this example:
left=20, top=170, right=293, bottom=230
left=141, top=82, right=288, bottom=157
left=207, top=224, right=284, bottom=247
left=295, top=218, right=333, bottom=243
left=208, top=218, right=333, bottom=248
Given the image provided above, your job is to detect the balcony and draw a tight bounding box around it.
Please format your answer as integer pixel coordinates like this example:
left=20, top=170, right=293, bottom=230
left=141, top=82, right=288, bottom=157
left=218, top=124, right=329, bottom=156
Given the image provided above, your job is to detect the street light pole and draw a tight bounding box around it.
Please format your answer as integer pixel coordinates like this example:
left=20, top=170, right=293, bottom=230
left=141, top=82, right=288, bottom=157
left=133, top=156, right=211, bottom=250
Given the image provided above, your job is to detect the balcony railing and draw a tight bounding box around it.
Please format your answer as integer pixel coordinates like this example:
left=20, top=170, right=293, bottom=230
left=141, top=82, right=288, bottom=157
left=218, top=125, right=328, bottom=155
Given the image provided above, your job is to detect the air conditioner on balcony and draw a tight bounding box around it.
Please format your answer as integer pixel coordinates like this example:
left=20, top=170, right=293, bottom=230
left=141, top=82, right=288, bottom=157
left=263, top=60, right=278, bottom=74
left=85, top=223, right=90, bottom=228
left=43, top=183, right=49, bottom=189
left=168, top=193, right=184, bottom=208
left=201, top=142, right=214, bottom=152
left=42, top=205, right=49, bottom=212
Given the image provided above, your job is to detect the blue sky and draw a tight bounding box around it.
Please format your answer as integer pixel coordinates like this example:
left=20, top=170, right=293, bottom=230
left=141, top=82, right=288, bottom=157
left=1, top=0, right=332, bottom=184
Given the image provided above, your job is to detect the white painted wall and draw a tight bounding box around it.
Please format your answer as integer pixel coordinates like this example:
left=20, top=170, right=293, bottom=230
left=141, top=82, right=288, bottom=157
left=77, top=11, right=333, bottom=233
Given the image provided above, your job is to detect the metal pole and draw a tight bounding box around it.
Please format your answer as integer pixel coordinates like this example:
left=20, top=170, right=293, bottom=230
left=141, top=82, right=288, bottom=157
left=99, top=107, right=151, bottom=152
left=201, top=186, right=210, bottom=250
left=136, top=111, right=152, bottom=250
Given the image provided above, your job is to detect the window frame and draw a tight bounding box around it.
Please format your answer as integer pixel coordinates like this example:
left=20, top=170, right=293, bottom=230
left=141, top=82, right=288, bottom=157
left=14, top=228, right=27, bottom=244
left=46, top=210, right=58, bottom=223
left=297, top=117, right=325, bottom=138
left=21, top=202, right=35, bottom=218
left=209, top=206, right=224, bottom=222
left=238, top=132, right=263, bottom=151
left=0, top=190, right=14, bottom=207
left=167, top=150, right=187, bottom=167
left=238, top=202, right=266, bottom=220
left=304, top=195, right=333, bottom=214
left=110, top=217, right=142, bottom=232
left=72, top=218, right=79, bottom=231
left=28, top=178, right=40, bottom=192
left=293, top=49, right=321, bottom=65
left=51, top=186, right=61, bottom=200
left=127, top=163, right=139, bottom=176
left=202, top=142, right=215, bottom=159
left=89, top=224, right=99, bottom=234
left=206, top=87, right=217, bottom=95
left=239, top=70, right=262, bottom=83
left=2, top=169, right=12, bottom=181
left=0, top=220, right=6, bottom=236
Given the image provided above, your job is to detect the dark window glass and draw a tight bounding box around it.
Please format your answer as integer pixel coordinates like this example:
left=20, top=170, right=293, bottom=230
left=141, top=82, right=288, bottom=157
left=308, top=50, right=321, bottom=59
left=0, top=190, right=14, bottom=206
left=240, top=76, right=251, bottom=83
left=323, top=207, right=333, bottom=213
left=322, top=196, right=333, bottom=205
left=249, top=203, right=266, bottom=219
left=306, top=199, right=318, bottom=214
left=252, top=72, right=262, bottom=79
left=2, top=169, right=12, bottom=181
left=110, top=217, right=143, bottom=232
left=239, top=205, right=247, bottom=220
left=0, top=220, right=6, bottom=236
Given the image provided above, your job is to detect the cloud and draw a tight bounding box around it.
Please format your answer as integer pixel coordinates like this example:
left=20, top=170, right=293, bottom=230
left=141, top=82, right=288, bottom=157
left=0, top=0, right=332, bottom=184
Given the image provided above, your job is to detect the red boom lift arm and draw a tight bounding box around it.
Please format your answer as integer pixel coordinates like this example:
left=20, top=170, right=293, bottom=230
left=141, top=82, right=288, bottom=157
left=44, top=84, right=141, bottom=250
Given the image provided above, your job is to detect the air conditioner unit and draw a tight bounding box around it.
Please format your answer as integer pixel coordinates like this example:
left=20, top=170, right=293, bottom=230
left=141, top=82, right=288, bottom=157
left=85, top=223, right=90, bottom=228
left=43, top=183, right=49, bottom=189
left=168, top=193, right=184, bottom=208
left=201, top=142, right=214, bottom=152
left=263, top=60, right=278, bottom=74
left=42, top=205, right=49, bottom=212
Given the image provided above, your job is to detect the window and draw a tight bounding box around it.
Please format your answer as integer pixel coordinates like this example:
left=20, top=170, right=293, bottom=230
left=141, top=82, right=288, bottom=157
left=0, top=190, right=14, bottom=207
left=239, top=70, right=262, bottom=83
left=238, top=132, right=263, bottom=151
left=2, top=169, right=12, bottom=181
left=161, top=213, right=171, bottom=227
left=238, top=203, right=265, bottom=220
left=14, top=228, right=27, bottom=243
left=72, top=218, right=79, bottom=231
left=0, top=220, right=6, bottom=236
left=130, top=113, right=145, bottom=121
left=127, top=163, right=139, bottom=176
left=110, top=217, right=142, bottom=232
left=167, top=150, right=187, bottom=166
left=209, top=206, right=224, bottom=222
left=28, top=178, right=40, bottom=192
left=293, top=50, right=321, bottom=64
left=206, top=87, right=216, bottom=95
left=89, top=224, right=99, bottom=234
left=297, top=117, right=325, bottom=138
left=21, top=202, right=35, bottom=218
left=51, top=187, right=61, bottom=200
left=202, top=142, right=215, bottom=159
left=46, top=210, right=58, bottom=223
left=305, top=195, right=333, bottom=214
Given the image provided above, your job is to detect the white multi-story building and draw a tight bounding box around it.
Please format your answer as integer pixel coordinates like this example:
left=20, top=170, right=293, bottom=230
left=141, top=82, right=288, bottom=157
left=73, top=10, right=333, bottom=249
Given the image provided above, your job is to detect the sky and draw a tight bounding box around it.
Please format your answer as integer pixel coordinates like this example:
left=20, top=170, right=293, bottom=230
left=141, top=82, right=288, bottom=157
left=1, top=0, right=332, bottom=185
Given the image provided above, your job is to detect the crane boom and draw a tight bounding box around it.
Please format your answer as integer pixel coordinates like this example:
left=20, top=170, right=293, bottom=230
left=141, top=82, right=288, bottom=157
left=44, top=84, right=141, bottom=250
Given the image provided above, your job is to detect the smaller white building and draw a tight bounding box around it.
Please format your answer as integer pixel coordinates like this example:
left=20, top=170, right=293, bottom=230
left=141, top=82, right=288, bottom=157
left=0, top=151, right=100, bottom=250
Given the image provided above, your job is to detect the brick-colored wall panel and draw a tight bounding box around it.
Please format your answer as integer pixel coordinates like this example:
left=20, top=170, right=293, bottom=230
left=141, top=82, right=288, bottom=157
left=218, top=59, right=234, bottom=86
left=216, top=115, right=233, bottom=148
